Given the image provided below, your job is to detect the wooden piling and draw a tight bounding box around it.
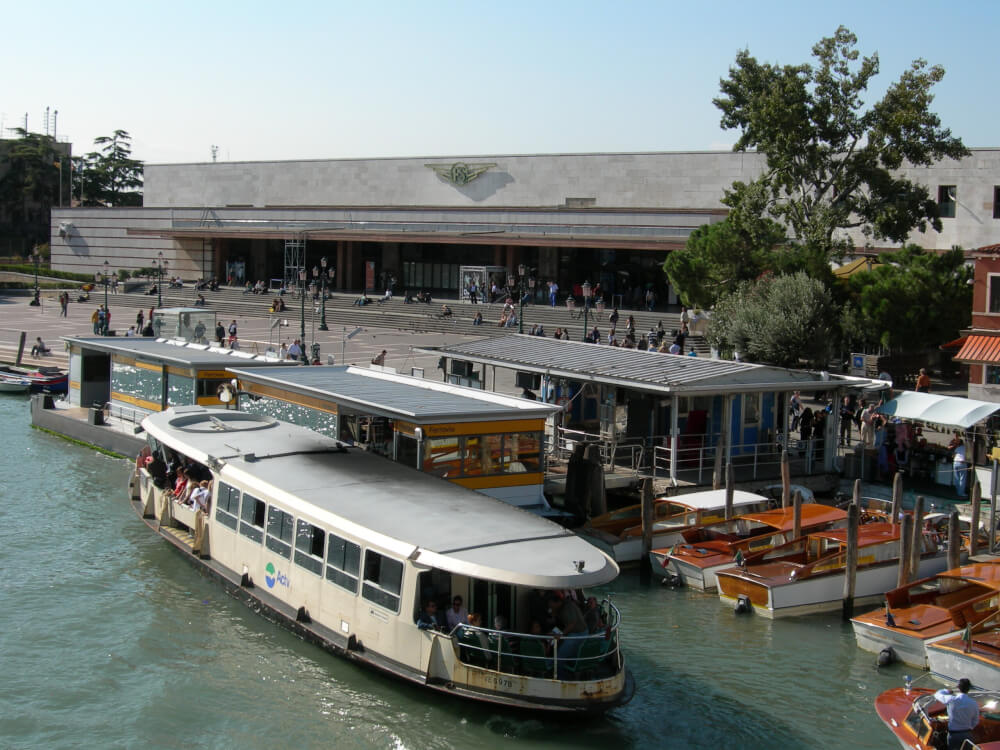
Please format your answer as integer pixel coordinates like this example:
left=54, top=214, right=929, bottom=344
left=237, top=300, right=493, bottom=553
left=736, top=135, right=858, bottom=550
left=713, top=434, right=725, bottom=490
left=16, top=331, right=26, bottom=365
left=781, top=449, right=791, bottom=509
left=948, top=511, right=961, bottom=571
left=971, top=480, right=982, bottom=557
left=891, top=473, right=903, bottom=524
left=853, top=478, right=862, bottom=507
left=897, top=514, right=913, bottom=587
left=792, top=489, right=802, bottom=540
left=639, top=477, right=654, bottom=584
left=842, top=502, right=859, bottom=621
left=909, top=495, right=925, bottom=581
left=724, top=462, right=735, bottom=521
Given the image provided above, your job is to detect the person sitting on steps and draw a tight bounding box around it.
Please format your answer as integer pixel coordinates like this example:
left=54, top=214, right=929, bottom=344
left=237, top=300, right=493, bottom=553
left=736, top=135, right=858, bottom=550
left=30, top=337, right=50, bottom=356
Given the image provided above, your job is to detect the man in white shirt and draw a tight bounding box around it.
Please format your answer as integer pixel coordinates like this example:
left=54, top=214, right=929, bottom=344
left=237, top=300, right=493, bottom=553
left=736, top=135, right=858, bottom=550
left=189, top=481, right=211, bottom=512
left=288, top=339, right=303, bottom=360
left=445, top=595, right=468, bottom=631
left=935, top=678, right=979, bottom=749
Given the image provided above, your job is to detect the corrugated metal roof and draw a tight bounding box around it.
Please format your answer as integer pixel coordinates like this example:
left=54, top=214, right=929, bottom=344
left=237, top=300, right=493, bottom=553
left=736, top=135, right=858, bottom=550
left=956, top=334, right=1000, bottom=364
left=63, top=336, right=288, bottom=368
left=228, top=365, right=560, bottom=422
left=426, top=335, right=843, bottom=394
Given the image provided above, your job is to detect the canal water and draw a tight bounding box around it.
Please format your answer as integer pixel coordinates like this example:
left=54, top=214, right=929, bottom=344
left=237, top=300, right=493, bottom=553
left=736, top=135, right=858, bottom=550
left=0, top=395, right=912, bottom=749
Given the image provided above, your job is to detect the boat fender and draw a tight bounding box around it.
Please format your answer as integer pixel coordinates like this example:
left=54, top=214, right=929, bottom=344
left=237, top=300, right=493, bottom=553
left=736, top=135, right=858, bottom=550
left=347, top=634, right=364, bottom=653
left=296, top=606, right=312, bottom=624
left=240, top=565, right=254, bottom=589
left=662, top=573, right=684, bottom=589
left=877, top=646, right=896, bottom=667
left=734, top=594, right=752, bottom=615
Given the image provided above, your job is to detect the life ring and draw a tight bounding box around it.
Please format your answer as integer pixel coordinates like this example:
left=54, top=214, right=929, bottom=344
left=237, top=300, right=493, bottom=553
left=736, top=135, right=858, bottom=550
left=217, top=383, right=235, bottom=404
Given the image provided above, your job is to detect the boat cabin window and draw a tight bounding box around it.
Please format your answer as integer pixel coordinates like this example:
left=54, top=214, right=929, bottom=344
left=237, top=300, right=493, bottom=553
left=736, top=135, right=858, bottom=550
left=215, top=482, right=240, bottom=531
left=239, top=493, right=266, bottom=544
left=265, top=507, right=294, bottom=559
left=326, top=533, right=361, bottom=594
left=362, top=550, right=403, bottom=613
left=294, top=520, right=325, bottom=576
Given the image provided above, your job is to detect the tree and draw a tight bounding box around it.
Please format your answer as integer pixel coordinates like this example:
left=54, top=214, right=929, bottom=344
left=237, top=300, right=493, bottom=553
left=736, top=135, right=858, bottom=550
left=706, top=272, right=839, bottom=367
left=0, top=129, right=64, bottom=250
left=75, top=130, right=143, bottom=207
left=843, top=244, right=971, bottom=351
left=714, top=26, right=969, bottom=257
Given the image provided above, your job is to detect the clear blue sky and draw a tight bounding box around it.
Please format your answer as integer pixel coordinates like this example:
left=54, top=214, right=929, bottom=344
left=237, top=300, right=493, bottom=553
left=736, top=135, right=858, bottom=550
left=3, top=0, right=996, bottom=164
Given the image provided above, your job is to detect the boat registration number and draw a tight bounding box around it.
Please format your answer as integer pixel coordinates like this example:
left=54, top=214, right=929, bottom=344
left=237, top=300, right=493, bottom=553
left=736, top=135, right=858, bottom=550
left=484, top=675, right=513, bottom=690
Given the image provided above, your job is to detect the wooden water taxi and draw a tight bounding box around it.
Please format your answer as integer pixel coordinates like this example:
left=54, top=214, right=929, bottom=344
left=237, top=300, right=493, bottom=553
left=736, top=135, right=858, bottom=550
left=852, top=564, right=1000, bottom=669
left=927, top=610, right=1000, bottom=691
left=128, top=406, right=633, bottom=713
left=716, top=523, right=953, bottom=618
left=876, top=685, right=1000, bottom=749
left=651, top=504, right=848, bottom=590
left=579, top=489, right=777, bottom=564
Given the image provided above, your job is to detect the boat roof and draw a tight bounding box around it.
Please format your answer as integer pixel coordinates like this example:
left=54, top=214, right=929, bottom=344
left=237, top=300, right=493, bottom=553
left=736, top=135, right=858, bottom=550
left=226, top=365, right=560, bottom=423
left=141, top=407, right=617, bottom=588
left=739, top=504, right=847, bottom=530
left=668, top=489, right=770, bottom=510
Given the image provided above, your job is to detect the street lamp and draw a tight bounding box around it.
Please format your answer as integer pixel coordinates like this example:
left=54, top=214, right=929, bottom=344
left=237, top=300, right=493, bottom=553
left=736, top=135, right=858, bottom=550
left=155, top=251, right=166, bottom=308
left=315, top=257, right=333, bottom=331
left=30, top=247, right=40, bottom=305
left=298, top=267, right=308, bottom=363
left=99, top=260, right=110, bottom=334
left=514, top=263, right=536, bottom=334
left=582, top=281, right=592, bottom=342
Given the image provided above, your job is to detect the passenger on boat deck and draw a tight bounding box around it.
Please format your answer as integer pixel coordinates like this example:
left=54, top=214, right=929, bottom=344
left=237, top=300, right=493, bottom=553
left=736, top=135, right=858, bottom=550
left=446, top=595, right=468, bottom=630
left=188, top=481, right=212, bottom=512
left=548, top=594, right=588, bottom=664
left=145, top=454, right=168, bottom=489
left=934, top=678, right=979, bottom=749
left=171, top=468, right=189, bottom=499
left=416, top=601, right=440, bottom=630
left=584, top=597, right=606, bottom=633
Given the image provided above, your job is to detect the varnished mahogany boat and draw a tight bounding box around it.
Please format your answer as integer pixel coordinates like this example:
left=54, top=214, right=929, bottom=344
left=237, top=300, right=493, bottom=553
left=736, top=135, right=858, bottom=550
left=876, top=685, right=1000, bottom=749
left=928, top=610, right=1000, bottom=692
left=852, top=563, right=1000, bottom=668
left=651, top=504, right=847, bottom=591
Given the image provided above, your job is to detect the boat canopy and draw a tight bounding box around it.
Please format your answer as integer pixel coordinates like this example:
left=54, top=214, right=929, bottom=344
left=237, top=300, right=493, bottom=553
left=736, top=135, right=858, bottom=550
left=670, top=489, right=770, bottom=510
left=877, top=391, right=1000, bottom=430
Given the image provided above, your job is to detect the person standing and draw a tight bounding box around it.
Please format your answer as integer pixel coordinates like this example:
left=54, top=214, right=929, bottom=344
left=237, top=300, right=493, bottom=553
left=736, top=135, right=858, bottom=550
left=950, top=432, right=969, bottom=497
left=228, top=320, right=238, bottom=347
left=839, top=396, right=854, bottom=446
left=136, top=309, right=144, bottom=331
left=934, top=678, right=979, bottom=749
left=91, top=307, right=101, bottom=335
left=549, top=280, right=558, bottom=307
left=790, top=391, right=803, bottom=431
left=59, top=292, right=68, bottom=317
left=916, top=368, right=931, bottom=393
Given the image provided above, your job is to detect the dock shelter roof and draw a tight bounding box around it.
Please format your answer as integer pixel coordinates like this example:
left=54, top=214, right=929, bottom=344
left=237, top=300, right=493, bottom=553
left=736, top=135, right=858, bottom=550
left=422, top=335, right=873, bottom=395
left=227, top=364, right=561, bottom=423
left=62, top=336, right=290, bottom=369
left=877, top=390, right=1000, bottom=430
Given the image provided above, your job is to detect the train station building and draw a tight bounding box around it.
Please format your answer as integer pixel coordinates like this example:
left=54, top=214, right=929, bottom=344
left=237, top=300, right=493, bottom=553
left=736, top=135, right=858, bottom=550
left=49, top=148, right=1000, bottom=305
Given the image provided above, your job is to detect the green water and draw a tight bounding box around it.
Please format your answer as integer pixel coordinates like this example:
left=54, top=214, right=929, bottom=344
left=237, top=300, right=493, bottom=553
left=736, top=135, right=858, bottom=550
left=0, top=396, right=911, bottom=748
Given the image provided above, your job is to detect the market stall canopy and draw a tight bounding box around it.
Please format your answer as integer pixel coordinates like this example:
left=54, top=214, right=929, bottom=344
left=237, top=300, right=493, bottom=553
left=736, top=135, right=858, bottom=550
left=877, top=391, right=1000, bottom=430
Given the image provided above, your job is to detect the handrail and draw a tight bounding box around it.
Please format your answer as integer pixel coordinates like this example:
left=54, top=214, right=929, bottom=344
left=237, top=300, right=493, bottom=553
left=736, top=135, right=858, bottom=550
left=449, top=600, right=622, bottom=680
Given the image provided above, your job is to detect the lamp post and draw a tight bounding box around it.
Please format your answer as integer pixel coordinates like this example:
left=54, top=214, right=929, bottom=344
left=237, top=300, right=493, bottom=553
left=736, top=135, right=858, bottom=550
left=155, top=251, right=165, bottom=308
left=582, top=281, right=592, bottom=341
left=31, top=247, right=40, bottom=305
left=514, top=263, right=536, bottom=334
left=299, top=267, right=308, bottom=363
left=315, top=257, right=332, bottom=331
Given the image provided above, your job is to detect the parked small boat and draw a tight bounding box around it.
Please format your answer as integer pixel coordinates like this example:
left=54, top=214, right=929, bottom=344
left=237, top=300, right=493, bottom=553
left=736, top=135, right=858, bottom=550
left=0, top=377, right=31, bottom=394
left=852, top=563, right=1000, bottom=668
left=927, top=610, right=1000, bottom=691
left=0, top=365, right=68, bottom=393
left=651, top=504, right=848, bottom=590
left=716, top=522, right=953, bottom=618
left=875, top=684, right=1000, bottom=749
left=579, top=489, right=777, bottom=564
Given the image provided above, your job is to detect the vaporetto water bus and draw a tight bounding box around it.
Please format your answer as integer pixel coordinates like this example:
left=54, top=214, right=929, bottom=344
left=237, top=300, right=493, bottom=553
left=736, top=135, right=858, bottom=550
left=128, top=406, right=633, bottom=713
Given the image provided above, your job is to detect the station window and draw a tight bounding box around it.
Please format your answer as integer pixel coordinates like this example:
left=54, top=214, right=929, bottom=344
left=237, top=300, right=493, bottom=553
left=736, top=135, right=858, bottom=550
left=423, top=437, right=462, bottom=477
left=215, top=482, right=240, bottom=531
left=994, top=186, right=1000, bottom=220
left=510, top=432, right=542, bottom=472
left=743, top=393, right=761, bottom=426
left=938, top=185, right=956, bottom=218
left=326, top=533, right=361, bottom=593
left=990, top=276, right=1000, bottom=314
left=294, top=520, right=326, bottom=576
left=197, top=378, right=232, bottom=398
left=986, top=366, right=1000, bottom=386
left=362, top=550, right=403, bottom=613
left=266, top=507, right=294, bottom=559
left=239, top=493, right=266, bottom=544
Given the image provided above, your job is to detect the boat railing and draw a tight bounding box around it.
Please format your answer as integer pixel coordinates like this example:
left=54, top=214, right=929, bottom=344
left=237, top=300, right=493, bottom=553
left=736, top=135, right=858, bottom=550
left=450, top=599, right=623, bottom=681
left=651, top=431, right=819, bottom=484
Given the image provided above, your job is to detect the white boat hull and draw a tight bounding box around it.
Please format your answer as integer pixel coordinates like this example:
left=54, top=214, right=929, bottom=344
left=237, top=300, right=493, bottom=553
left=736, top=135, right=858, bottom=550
left=927, top=643, right=1000, bottom=691
left=663, top=557, right=727, bottom=591
left=585, top=530, right=686, bottom=564
left=719, top=553, right=953, bottom=619
left=852, top=620, right=958, bottom=669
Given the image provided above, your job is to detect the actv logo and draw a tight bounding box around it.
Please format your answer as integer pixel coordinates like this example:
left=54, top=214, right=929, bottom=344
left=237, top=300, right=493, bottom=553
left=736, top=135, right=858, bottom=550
left=264, top=562, right=290, bottom=589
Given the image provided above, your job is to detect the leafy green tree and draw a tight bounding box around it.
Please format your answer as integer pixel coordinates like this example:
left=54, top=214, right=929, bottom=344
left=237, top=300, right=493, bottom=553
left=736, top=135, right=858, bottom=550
left=843, top=244, right=971, bottom=351
left=714, top=26, right=969, bottom=257
left=0, top=129, right=64, bottom=249
left=706, top=272, right=839, bottom=367
left=74, top=130, right=143, bottom=207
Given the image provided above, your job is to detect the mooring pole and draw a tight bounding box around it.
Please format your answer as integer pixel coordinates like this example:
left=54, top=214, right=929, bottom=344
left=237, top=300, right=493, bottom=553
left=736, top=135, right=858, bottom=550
left=724, top=462, right=735, bottom=521
left=792, top=489, right=802, bottom=540
left=909, top=495, right=925, bottom=581
left=781, top=449, right=791, bottom=509
left=971, top=480, right=982, bottom=557
left=842, top=502, right=859, bottom=621
left=639, top=477, right=654, bottom=584
left=947, top=511, right=961, bottom=571
left=897, top=514, right=914, bottom=587
left=891, top=472, right=903, bottom=524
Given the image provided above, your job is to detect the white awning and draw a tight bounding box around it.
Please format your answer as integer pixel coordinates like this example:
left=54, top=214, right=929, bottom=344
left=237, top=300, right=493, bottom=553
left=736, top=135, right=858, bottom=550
left=877, top=391, right=1000, bottom=430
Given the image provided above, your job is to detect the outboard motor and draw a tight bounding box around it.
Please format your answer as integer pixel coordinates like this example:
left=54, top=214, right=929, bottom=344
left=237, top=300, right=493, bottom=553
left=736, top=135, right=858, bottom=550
left=734, top=594, right=752, bottom=614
